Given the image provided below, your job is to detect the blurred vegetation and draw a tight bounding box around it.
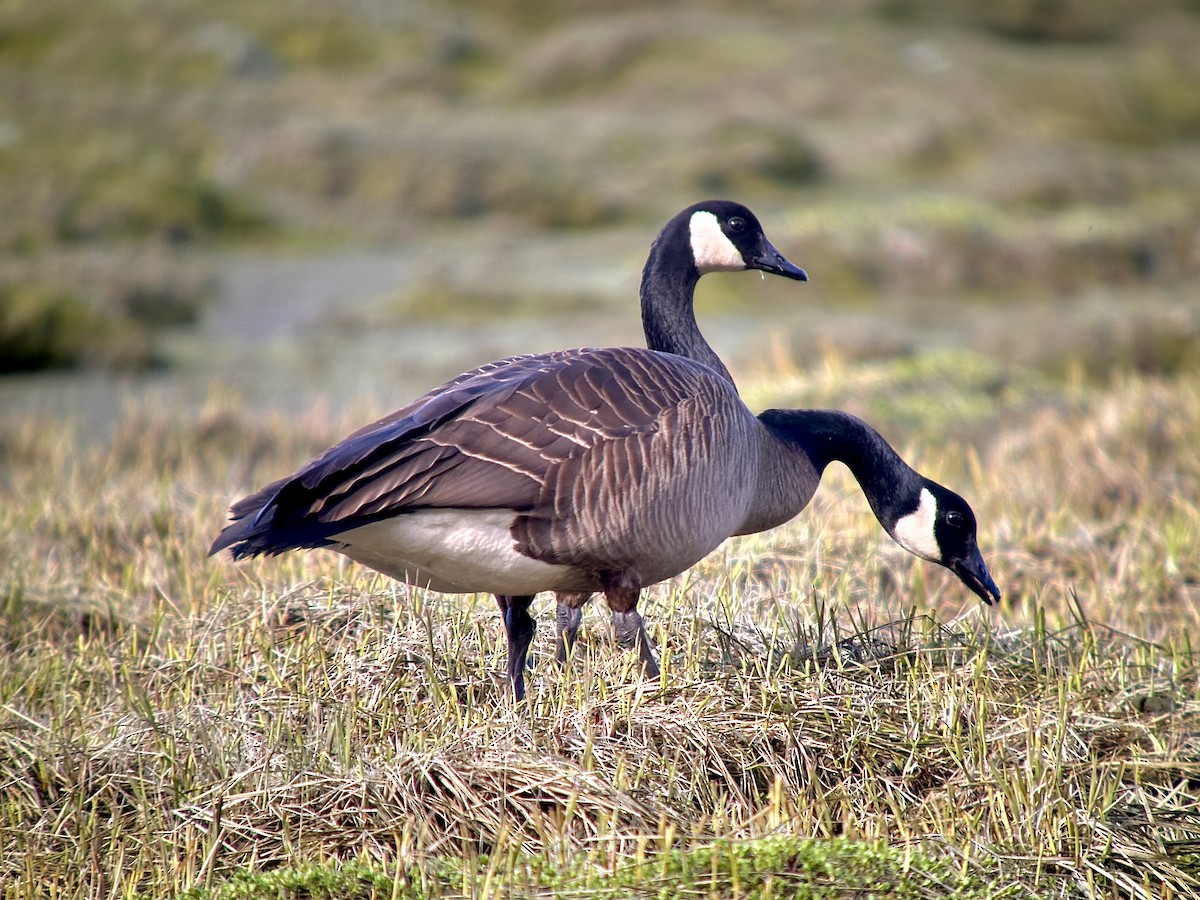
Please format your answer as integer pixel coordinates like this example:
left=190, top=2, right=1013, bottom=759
left=0, top=0, right=1198, bottom=375
left=0, top=283, right=143, bottom=372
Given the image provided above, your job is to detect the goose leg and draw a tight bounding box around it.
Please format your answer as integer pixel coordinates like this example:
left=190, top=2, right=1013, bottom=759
left=554, top=592, right=591, bottom=665
left=601, top=571, right=660, bottom=678
left=495, top=594, right=536, bottom=701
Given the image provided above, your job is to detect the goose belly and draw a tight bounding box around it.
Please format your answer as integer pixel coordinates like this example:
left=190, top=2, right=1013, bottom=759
left=544, top=462, right=755, bottom=588
left=330, top=509, right=594, bottom=595
left=612, top=508, right=745, bottom=586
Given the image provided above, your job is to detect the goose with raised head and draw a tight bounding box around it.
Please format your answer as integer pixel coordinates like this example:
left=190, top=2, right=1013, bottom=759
left=212, top=200, right=811, bottom=697
left=209, top=353, right=1001, bottom=701
left=551, top=200, right=807, bottom=664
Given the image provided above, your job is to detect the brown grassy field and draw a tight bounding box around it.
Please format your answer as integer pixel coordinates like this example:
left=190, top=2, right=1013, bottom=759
left=2, top=351, right=1198, bottom=898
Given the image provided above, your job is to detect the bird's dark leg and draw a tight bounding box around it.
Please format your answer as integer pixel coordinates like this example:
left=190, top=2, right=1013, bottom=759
left=495, top=594, right=536, bottom=701
left=601, top=571, right=660, bottom=678
left=554, top=592, right=591, bottom=665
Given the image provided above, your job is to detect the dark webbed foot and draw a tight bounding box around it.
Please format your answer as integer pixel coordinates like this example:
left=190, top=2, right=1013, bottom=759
left=495, top=594, right=536, bottom=700
left=601, top=570, right=660, bottom=679
left=554, top=591, right=591, bottom=665
left=611, top=609, right=660, bottom=677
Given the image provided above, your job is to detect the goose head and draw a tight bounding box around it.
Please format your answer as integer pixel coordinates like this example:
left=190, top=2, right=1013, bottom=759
left=640, top=201, right=807, bottom=384
left=890, top=481, right=1001, bottom=606
left=684, top=201, right=809, bottom=281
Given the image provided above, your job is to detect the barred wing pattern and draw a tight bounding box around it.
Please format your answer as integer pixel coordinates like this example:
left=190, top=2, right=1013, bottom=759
left=209, top=347, right=747, bottom=571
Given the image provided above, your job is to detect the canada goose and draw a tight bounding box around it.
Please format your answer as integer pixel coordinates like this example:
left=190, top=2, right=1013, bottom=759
left=551, top=200, right=807, bottom=664
left=212, top=200, right=812, bottom=696
left=210, top=354, right=1001, bottom=701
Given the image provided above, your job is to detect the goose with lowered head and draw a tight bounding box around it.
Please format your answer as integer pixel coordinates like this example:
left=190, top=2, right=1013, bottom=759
left=209, top=204, right=999, bottom=700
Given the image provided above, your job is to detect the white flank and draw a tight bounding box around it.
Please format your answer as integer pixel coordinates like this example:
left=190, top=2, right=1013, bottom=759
left=331, top=509, right=585, bottom=595
left=891, top=487, right=941, bottom=562
left=689, top=210, right=746, bottom=273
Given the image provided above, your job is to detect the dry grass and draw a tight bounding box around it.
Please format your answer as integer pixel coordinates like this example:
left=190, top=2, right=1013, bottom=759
left=2, top=356, right=1199, bottom=898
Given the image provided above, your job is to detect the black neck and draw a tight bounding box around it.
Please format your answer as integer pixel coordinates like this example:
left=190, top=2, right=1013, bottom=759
left=759, top=408, right=924, bottom=527
left=639, top=236, right=736, bottom=385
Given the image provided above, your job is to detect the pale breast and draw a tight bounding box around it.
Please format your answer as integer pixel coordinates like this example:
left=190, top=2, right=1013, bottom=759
left=331, top=509, right=596, bottom=595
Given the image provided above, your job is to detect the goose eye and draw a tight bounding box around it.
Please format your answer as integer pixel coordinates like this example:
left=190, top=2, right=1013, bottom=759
left=945, top=510, right=964, bottom=528
left=727, top=216, right=746, bottom=233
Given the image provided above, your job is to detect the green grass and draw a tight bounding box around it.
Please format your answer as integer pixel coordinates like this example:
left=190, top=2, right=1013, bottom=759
left=182, top=836, right=1023, bottom=899
left=2, top=353, right=1199, bottom=898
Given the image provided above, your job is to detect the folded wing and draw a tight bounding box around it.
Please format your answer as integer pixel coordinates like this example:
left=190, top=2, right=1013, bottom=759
left=209, top=348, right=704, bottom=560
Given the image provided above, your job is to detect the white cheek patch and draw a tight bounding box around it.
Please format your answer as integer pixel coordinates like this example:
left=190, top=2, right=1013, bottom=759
left=689, top=210, right=746, bottom=273
left=892, top=487, right=941, bottom=563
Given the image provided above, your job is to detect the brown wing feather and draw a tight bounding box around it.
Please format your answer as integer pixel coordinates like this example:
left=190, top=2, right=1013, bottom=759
left=211, top=347, right=724, bottom=559
left=512, top=353, right=759, bottom=576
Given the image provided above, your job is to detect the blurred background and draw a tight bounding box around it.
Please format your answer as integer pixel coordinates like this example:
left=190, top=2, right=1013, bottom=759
left=2, top=0, right=1199, bottom=429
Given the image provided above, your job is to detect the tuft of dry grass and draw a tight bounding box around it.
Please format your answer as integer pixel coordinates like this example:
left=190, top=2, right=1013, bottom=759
left=2, top=357, right=1200, bottom=897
